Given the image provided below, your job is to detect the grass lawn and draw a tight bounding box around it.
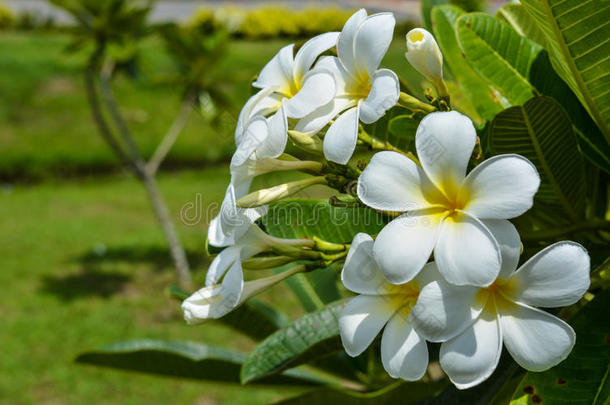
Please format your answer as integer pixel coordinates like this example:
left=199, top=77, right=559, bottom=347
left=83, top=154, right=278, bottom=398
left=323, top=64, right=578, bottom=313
left=0, top=168, right=310, bottom=404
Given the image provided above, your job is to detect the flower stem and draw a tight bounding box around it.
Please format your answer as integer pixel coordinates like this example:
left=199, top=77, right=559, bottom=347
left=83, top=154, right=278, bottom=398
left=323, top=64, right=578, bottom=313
left=236, top=176, right=328, bottom=208
left=358, top=127, right=420, bottom=165
left=398, top=92, right=436, bottom=114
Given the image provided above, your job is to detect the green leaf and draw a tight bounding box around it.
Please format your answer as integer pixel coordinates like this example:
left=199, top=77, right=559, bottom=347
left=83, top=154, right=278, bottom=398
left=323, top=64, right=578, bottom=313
left=456, top=12, right=543, bottom=106
left=520, top=0, right=610, bottom=144
left=511, top=289, right=610, bottom=404
left=277, top=381, right=447, bottom=404
left=219, top=298, right=291, bottom=340
left=363, top=106, right=411, bottom=151
left=261, top=199, right=388, bottom=311
left=387, top=114, right=419, bottom=148
left=421, top=0, right=449, bottom=31
left=496, top=3, right=547, bottom=47
left=489, top=96, right=587, bottom=222
left=262, top=199, right=388, bottom=244
left=456, top=11, right=610, bottom=172
left=76, top=339, right=321, bottom=385
left=528, top=51, right=610, bottom=173
left=432, top=5, right=506, bottom=122
left=240, top=300, right=346, bottom=384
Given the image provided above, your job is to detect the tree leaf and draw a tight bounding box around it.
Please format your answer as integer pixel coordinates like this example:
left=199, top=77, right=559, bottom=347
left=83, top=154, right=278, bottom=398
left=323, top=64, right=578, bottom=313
left=76, top=339, right=321, bottom=385
left=262, top=199, right=388, bottom=244
left=387, top=115, right=419, bottom=148
left=277, top=381, right=447, bottom=404
left=489, top=96, right=587, bottom=222
left=520, top=0, right=610, bottom=144
left=261, top=199, right=388, bottom=311
left=456, top=12, right=543, bottom=106
left=496, top=3, right=547, bottom=47
left=456, top=11, right=610, bottom=172
left=421, top=0, right=449, bottom=31
left=432, top=5, right=506, bottom=123
left=528, top=51, right=610, bottom=174
left=240, top=300, right=346, bottom=384
left=218, top=298, right=291, bottom=340
left=510, top=289, right=610, bottom=404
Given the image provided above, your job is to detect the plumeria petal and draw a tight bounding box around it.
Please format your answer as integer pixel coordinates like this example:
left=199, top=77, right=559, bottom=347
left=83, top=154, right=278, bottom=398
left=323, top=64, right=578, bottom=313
left=414, top=262, right=444, bottom=289
left=499, top=300, right=575, bottom=371
left=507, top=242, right=590, bottom=307
left=232, top=117, right=267, bottom=167
left=220, top=259, right=244, bottom=307
left=256, top=105, right=287, bottom=159
left=205, top=246, right=240, bottom=286
left=253, top=44, right=294, bottom=90
left=411, top=275, right=483, bottom=342
left=460, top=154, right=540, bottom=219
left=359, top=69, right=400, bottom=124
left=374, top=210, right=443, bottom=284
left=207, top=215, right=234, bottom=247
left=357, top=151, right=446, bottom=212
left=235, top=87, right=277, bottom=145
left=353, top=13, right=395, bottom=77
left=337, top=9, right=367, bottom=74
left=415, top=111, right=476, bottom=200
left=341, top=233, right=392, bottom=295
left=435, top=212, right=501, bottom=287
left=480, top=219, right=521, bottom=279
left=405, top=28, right=444, bottom=83
left=440, top=304, right=503, bottom=390
left=283, top=70, right=336, bottom=119
left=293, top=31, right=340, bottom=79
left=295, top=96, right=355, bottom=135
left=315, top=56, right=350, bottom=96
left=323, top=104, right=360, bottom=164
left=339, top=295, right=396, bottom=357
left=381, top=311, right=429, bottom=380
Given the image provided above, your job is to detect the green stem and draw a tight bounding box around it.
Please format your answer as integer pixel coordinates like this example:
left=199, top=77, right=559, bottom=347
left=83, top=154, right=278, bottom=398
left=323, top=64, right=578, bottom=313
left=521, top=219, right=610, bottom=242
left=236, top=176, right=328, bottom=208
left=358, top=127, right=420, bottom=165
left=398, top=92, right=436, bottom=114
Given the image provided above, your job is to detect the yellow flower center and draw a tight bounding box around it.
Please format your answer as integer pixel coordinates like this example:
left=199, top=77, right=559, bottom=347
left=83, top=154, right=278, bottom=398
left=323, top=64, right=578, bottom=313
left=475, top=278, right=518, bottom=313
left=408, top=30, right=424, bottom=43
left=346, top=71, right=372, bottom=99
left=386, top=281, right=420, bottom=316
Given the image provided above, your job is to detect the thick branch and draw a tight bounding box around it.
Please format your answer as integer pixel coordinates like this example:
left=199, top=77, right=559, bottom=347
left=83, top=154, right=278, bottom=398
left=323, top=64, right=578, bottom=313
left=97, top=59, right=192, bottom=287
left=83, top=43, right=132, bottom=169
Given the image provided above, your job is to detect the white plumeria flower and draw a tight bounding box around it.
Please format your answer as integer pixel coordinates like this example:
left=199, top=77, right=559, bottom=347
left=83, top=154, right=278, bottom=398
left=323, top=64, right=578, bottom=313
left=295, top=9, right=400, bottom=165
left=183, top=264, right=304, bottom=322
left=339, top=233, right=442, bottom=380
left=205, top=222, right=310, bottom=313
left=412, top=222, right=590, bottom=389
left=235, top=32, right=340, bottom=144
left=207, top=183, right=266, bottom=248
left=357, top=111, right=540, bottom=286
left=405, top=28, right=444, bottom=87
left=230, top=105, right=288, bottom=195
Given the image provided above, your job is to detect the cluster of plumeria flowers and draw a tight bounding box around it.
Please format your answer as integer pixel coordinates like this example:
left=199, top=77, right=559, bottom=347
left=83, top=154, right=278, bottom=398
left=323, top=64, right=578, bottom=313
left=182, top=9, right=591, bottom=389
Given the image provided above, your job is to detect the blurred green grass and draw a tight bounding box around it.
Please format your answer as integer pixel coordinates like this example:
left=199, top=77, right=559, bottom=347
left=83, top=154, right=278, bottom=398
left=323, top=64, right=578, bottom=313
left=0, top=32, right=421, bottom=181
left=0, top=168, right=312, bottom=404
left=0, top=31, right=423, bottom=404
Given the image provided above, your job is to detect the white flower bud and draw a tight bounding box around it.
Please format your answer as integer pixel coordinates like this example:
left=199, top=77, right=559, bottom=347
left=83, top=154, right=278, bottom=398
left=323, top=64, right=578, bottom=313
left=405, top=28, right=444, bottom=84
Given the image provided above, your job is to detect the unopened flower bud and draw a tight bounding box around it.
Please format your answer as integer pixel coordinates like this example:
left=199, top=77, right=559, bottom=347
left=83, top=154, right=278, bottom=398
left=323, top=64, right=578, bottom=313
left=405, top=28, right=444, bottom=84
